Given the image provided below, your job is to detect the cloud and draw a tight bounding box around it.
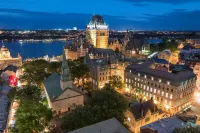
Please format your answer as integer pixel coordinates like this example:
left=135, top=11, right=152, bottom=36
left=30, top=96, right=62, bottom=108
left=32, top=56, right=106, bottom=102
left=133, top=3, right=149, bottom=6
left=118, top=0, right=200, bottom=4
left=0, top=8, right=200, bottom=31
left=173, top=9, right=187, bottom=12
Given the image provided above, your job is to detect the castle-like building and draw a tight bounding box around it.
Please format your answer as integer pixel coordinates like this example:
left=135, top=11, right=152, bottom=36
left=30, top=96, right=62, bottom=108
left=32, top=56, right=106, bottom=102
left=0, top=43, right=22, bottom=70
left=86, top=15, right=109, bottom=49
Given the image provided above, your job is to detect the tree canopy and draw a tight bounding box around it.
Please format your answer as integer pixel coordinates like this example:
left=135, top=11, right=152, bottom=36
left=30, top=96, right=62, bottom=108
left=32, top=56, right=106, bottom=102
left=150, top=38, right=179, bottom=53
left=61, top=84, right=128, bottom=132
left=109, top=75, right=124, bottom=89
left=10, top=85, right=53, bottom=133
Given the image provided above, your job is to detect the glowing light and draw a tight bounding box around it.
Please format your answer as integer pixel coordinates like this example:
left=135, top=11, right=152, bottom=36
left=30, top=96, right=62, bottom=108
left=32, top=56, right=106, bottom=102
left=125, top=88, right=130, bottom=93
left=128, top=117, right=131, bottom=122
left=194, top=91, right=200, bottom=104
left=8, top=75, right=18, bottom=86
left=165, top=105, right=169, bottom=110
left=154, top=100, right=158, bottom=104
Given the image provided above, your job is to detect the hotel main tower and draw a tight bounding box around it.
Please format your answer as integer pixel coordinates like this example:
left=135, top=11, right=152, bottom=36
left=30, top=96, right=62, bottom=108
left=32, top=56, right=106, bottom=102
left=86, top=15, right=109, bottom=49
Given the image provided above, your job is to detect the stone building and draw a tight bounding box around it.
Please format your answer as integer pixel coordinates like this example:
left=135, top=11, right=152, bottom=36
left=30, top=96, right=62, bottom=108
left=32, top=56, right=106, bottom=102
left=122, top=31, right=150, bottom=58
left=86, top=15, right=109, bottom=49
left=43, top=49, right=84, bottom=113
left=0, top=44, right=22, bottom=70
left=125, top=61, right=196, bottom=114
left=65, top=38, right=88, bottom=60
left=126, top=99, right=163, bottom=133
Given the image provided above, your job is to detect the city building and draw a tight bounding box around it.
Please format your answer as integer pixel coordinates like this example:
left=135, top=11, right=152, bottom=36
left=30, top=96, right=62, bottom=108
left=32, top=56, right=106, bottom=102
left=68, top=118, right=129, bottom=133
left=140, top=116, right=193, bottom=133
left=122, top=31, right=150, bottom=58
left=108, top=38, right=123, bottom=51
left=126, top=99, right=163, bottom=133
left=65, top=38, right=88, bottom=60
left=157, top=50, right=171, bottom=61
left=43, top=49, right=84, bottom=113
left=86, top=49, right=131, bottom=89
left=86, top=15, right=109, bottom=49
left=125, top=61, right=196, bottom=114
left=0, top=44, right=22, bottom=70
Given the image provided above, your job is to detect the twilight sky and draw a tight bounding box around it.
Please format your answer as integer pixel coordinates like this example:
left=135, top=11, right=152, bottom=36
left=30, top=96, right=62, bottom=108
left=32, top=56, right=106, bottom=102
left=0, top=0, right=200, bottom=30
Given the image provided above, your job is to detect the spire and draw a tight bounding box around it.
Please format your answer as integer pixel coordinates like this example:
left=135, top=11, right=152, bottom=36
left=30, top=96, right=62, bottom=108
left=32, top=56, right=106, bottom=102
left=18, top=53, right=21, bottom=58
left=61, top=48, right=71, bottom=81
left=84, top=53, right=90, bottom=64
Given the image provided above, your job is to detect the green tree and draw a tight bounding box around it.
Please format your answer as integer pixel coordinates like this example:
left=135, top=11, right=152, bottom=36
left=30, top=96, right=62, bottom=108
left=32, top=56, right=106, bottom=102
left=173, top=126, right=200, bottom=133
left=109, top=75, right=124, bottom=89
left=10, top=85, right=53, bottom=133
left=47, top=62, right=62, bottom=74
left=61, top=84, right=128, bottom=132
left=20, top=60, right=49, bottom=86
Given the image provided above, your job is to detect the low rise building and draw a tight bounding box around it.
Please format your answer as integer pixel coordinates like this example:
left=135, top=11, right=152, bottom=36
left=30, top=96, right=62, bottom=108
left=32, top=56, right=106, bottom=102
left=43, top=49, right=84, bottom=113
left=125, top=61, right=196, bottom=114
left=0, top=44, right=22, bottom=70
left=140, top=116, right=189, bottom=133
left=126, top=99, right=163, bottom=133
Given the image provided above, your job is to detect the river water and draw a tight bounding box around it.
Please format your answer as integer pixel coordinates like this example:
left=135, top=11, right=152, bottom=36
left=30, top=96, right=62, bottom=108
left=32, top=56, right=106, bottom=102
left=3, top=41, right=66, bottom=59
left=2, top=39, right=162, bottom=59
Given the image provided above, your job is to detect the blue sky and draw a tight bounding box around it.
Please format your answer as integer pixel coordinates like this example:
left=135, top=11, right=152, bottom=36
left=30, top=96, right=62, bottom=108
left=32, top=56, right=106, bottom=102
left=0, top=0, right=200, bottom=30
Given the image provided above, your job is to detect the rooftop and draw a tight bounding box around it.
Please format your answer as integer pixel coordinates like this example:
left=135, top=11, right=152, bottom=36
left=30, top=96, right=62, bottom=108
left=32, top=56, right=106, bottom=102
left=0, top=94, right=9, bottom=131
left=44, top=73, right=83, bottom=102
left=68, top=118, right=129, bottom=133
left=141, top=116, right=185, bottom=133
left=126, top=61, right=196, bottom=87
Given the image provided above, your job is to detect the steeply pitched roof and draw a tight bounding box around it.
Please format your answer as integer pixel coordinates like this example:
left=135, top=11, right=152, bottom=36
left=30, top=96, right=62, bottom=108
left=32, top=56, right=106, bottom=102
left=44, top=73, right=64, bottom=102
left=44, top=73, right=83, bottom=102
left=68, top=118, right=129, bottom=133
left=129, top=100, right=158, bottom=120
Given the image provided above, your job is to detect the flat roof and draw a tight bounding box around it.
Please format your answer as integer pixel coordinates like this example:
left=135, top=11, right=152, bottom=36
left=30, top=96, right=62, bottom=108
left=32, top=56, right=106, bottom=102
left=141, top=116, right=185, bottom=133
left=68, top=118, right=130, bottom=133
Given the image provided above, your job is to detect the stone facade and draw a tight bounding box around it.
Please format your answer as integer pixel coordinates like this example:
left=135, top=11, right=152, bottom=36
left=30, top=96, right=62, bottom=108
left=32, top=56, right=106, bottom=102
left=125, top=62, right=196, bottom=114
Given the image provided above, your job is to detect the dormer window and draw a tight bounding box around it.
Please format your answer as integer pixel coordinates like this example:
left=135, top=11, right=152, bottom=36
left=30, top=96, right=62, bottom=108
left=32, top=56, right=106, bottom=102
left=167, top=81, right=170, bottom=85
left=138, top=73, right=140, bottom=76
left=144, top=75, right=147, bottom=78
left=159, top=79, right=162, bottom=83
left=151, top=77, right=154, bottom=80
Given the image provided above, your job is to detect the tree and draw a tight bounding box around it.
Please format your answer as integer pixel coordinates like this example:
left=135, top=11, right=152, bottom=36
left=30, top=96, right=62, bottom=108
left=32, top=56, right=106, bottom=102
left=47, top=62, right=62, bottom=74
left=109, top=75, right=124, bottom=89
left=20, top=60, right=49, bottom=86
left=11, top=100, right=53, bottom=133
left=20, top=60, right=62, bottom=87
left=61, top=85, right=128, bottom=132
left=173, top=126, right=200, bottom=133
left=10, top=85, right=53, bottom=133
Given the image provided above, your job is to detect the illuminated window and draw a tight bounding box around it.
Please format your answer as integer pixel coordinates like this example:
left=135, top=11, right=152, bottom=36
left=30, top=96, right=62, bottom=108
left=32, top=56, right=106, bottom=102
left=151, top=77, right=154, bottom=80
left=154, top=89, right=156, bottom=94
left=129, top=70, right=131, bottom=73
left=170, top=94, right=173, bottom=99
left=167, top=81, right=170, bottom=85
left=144, top=85, right=146, bottom=90
left=138, top=83, right=140, bottom=87
left=166, top=93, right=168, bottom=98
left=138, top=73, right=140, bottom=76
left=159, top=79, right=162, bottom=83
left=126, top=78, right=128, bottom=82
left=150, top=88, right=153, bottom=92
left=147, top=86, right=149, bottom=91
left=162, top=91, right=164, bottom=96
left=129, top=79, right=131, bottom=83
left=144, top=75, right=147, bottom=78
